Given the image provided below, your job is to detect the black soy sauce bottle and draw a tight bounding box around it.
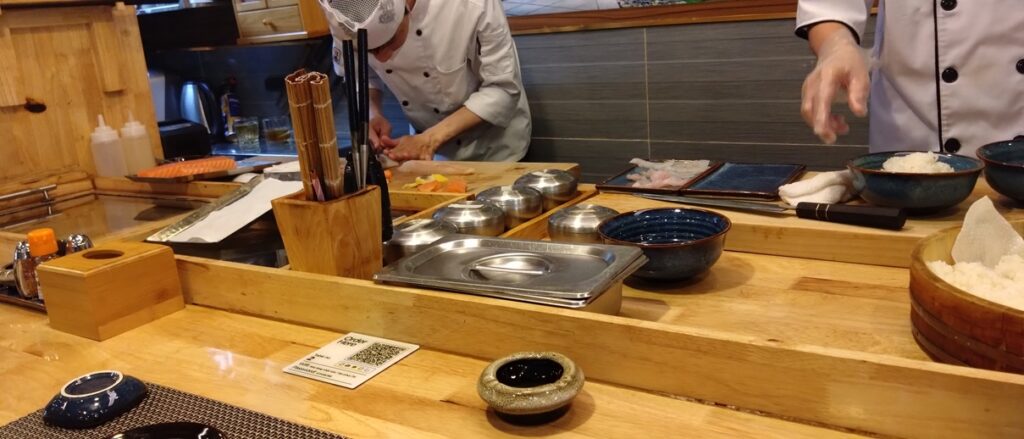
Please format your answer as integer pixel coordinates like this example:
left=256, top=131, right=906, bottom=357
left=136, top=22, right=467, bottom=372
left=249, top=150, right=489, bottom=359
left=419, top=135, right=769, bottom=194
left=343, top=150, right=393, bottom=242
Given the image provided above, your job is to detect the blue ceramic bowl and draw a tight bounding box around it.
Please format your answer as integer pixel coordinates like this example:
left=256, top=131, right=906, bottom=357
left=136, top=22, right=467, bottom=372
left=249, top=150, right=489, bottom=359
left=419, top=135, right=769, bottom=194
left=977, top=139, right=1024, bottom=203
left=598, top=208, right=730, bottom=281
left=43, top=371, right=148, bottom=429
left=847, top=151, right=984, bottom=214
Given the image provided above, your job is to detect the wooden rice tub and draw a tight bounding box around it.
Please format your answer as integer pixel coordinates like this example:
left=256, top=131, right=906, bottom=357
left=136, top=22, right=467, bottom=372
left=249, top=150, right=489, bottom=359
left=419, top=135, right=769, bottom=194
left=909, top=220, right=1024, bottom=373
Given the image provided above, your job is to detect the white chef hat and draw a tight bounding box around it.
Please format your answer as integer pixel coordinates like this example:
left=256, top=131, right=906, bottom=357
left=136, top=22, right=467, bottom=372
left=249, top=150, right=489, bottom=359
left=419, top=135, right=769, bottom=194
left=319, top=0, right=406, bottom=50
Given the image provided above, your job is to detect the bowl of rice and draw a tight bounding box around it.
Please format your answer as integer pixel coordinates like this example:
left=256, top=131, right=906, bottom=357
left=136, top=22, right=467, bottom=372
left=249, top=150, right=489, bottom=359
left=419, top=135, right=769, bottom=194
left=909, top=218, right=1024, bottom=373
left=977, top=138, right=1024, bottom=204
left=847, top=151, right=984, bottom=214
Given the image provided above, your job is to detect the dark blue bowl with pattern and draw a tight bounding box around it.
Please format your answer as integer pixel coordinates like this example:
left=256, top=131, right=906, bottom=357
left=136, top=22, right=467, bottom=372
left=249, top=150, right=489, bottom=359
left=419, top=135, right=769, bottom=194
left=598, top=208, right=730, bottom=281
left=977, top=138, right=1024, bottom=203
left=43, top=370, right=148, bottom=429
left=847, top=151, right=984, bottom=215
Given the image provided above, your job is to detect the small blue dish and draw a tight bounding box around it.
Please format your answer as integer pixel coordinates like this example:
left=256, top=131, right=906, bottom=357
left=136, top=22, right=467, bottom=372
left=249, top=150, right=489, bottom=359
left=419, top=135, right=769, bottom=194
left=977, top=139, right=1024, bottom=203
left=598, top=208, right=730, bottom=281
left=43, top=370, right=148, bottom=429
left=848, top=151, right=984, bottom=214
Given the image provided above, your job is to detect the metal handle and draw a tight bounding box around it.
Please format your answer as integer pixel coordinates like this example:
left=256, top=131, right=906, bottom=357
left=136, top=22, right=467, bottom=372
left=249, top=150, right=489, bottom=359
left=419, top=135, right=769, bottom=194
left=469, top=265, right=547, bottom=277
left=0, top=184, right=56, bottom=203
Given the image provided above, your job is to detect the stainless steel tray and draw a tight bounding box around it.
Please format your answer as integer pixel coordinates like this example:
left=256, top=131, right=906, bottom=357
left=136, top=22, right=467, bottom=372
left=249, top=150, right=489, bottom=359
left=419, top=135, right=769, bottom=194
left=374, top=235, right=647, bottom=308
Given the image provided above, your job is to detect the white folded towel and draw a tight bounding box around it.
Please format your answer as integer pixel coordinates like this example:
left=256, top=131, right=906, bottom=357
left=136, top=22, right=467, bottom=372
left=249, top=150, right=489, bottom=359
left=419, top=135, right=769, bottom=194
left=779, top=170, right=859, bottom=205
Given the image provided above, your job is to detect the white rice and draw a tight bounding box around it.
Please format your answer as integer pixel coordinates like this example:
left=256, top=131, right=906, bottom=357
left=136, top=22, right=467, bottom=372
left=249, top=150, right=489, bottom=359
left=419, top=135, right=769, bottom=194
left=882, top=152, right=954, bottom=173
left=927, top=254, right=1024, bottom=310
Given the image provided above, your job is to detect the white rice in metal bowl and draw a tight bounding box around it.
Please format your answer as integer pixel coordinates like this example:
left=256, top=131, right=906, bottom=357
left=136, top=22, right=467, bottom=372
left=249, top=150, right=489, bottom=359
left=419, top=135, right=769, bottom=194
left=882, top=152, right=955, bottom=173
left=928, top=255, right=1024, bottom=310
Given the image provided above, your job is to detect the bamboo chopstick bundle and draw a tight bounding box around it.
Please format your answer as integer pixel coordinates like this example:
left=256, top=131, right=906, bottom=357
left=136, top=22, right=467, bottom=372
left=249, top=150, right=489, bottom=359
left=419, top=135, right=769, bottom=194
left=309, top=72, right=345, bottom=199
left=285, top=70, right=326, bottom=201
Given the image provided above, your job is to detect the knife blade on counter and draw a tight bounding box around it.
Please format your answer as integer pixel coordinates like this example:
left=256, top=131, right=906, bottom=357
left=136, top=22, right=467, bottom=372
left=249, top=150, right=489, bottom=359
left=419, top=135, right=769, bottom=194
left=636, top=193, right=907, bottom=230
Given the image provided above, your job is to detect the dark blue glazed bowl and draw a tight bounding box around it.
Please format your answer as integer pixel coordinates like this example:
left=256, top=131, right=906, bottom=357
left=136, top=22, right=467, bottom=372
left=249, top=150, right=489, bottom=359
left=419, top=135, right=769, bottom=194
left=977, top=139, right=1024, bottom=203
left=43, top=371, right=148, bottom=429
left=847, top=151, right=984, bottom=214
left=598, top=208, right=730, bottom=281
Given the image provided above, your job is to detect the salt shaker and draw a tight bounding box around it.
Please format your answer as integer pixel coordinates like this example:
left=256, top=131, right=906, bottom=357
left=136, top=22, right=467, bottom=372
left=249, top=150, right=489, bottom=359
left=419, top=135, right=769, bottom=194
left=65, top=234, right=93, bottom=254
left=13, top=241, right=38, bottom=299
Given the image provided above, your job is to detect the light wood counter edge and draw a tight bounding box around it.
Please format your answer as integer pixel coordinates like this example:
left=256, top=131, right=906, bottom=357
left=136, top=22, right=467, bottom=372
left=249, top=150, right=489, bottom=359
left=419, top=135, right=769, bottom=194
left=177, top=254, right=1024, bottom=439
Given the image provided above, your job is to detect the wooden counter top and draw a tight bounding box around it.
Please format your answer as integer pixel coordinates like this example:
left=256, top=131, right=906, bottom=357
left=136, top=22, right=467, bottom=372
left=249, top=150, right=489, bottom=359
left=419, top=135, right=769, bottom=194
left=0, top=305, right=856, bottom=438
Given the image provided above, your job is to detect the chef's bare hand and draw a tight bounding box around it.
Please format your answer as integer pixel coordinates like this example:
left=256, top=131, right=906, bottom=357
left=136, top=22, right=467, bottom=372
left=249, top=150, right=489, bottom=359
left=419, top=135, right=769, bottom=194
left=801, top=26, right=870, bottom=145
left=386, top=134, right=440, bottom=162
left=368, top=116, right=393, bottom=151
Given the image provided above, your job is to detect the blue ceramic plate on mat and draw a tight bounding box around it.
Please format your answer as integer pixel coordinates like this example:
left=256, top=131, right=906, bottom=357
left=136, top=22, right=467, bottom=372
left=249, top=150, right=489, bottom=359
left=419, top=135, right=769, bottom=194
left=596, top=162, right=722, bottom=195
left=682, top=162, right=806, bottom=200
left=43, top=371, right=148, bottom=429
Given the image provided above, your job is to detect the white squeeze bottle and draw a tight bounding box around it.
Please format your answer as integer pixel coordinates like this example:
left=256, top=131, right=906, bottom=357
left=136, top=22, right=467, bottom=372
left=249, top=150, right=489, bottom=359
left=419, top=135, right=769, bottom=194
left=120, top=112, right=156, bottom=174
left=90, top=115, right=128, bottom=177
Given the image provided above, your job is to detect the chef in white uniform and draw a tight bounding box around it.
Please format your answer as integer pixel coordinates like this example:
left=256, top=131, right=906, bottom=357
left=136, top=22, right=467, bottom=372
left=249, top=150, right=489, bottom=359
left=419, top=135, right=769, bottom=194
left=796, top=1, right=1024, bottom=156
left=319, top=0, right=531, bottom=162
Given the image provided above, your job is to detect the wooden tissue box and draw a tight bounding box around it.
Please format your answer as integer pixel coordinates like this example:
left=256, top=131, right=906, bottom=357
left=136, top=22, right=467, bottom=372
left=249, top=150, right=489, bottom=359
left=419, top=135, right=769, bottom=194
left=37, top=241, right=184, bottom=341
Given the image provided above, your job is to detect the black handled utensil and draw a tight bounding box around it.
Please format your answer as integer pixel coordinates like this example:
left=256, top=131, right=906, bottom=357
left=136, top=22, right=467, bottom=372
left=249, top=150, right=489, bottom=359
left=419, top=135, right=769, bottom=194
left=637, top=194, right=907, bottom=230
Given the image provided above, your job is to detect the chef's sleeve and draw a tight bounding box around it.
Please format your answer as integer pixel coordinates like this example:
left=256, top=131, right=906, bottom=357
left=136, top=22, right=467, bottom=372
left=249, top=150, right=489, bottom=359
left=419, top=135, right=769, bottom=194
left=463, top=0, right=521, bottom=128
left=795, top=0, right=874, bottom=44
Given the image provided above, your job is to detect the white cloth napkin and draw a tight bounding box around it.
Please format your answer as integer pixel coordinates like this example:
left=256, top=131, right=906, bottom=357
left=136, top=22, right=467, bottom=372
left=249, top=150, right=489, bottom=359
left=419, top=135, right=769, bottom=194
left=170, top=178, right=303, bottom=243
left=778, top=170, right=859, bottom=206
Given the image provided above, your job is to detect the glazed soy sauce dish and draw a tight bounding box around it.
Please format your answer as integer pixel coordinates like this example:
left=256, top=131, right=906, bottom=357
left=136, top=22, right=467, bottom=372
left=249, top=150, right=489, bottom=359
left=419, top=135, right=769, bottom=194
left=976, top=138, right=1024, bottom=203
left=43, top=371, right=148, bottom=429
left=477, top=351, right=584, bottom=425
left=104, top=422, right=223, bottom=439
left=847, top=151, right=985, bottom=214
left=598, top=208, right=731, bottom=281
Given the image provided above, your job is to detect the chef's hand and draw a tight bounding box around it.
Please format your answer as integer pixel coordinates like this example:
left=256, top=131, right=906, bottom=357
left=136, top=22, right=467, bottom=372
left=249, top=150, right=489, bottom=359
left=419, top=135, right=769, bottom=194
left=386, top=133, right=440, bottom=162
left=368, top=116, right=393, bottom=151
left=801, top=25, right=870, bottom=144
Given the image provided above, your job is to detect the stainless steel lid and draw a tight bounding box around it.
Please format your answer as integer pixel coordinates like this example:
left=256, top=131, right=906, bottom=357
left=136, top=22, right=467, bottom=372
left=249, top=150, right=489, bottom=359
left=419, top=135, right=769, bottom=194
left=549, top=204, right=620, bottom=235
left=64, top=234, right=94, bottom=254
left=387, top=219, right=458, bottom=248
left=513, top=169, right=577, bottom=196
left=432, top=201, right=506, bottom=228
left=13, top=241, right=30, bottom=261
left=477, top=185, right=543, bottom=208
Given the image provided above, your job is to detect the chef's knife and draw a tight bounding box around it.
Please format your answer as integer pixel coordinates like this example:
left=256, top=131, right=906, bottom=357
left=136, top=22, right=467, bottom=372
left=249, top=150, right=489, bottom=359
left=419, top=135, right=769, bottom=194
left=637, top=194, right=907, bottom=230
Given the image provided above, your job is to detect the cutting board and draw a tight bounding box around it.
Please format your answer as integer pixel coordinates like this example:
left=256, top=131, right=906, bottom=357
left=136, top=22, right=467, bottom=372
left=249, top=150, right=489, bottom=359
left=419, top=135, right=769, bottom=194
left=387, top=161, right=580, bottom=194
left=585, top=177, right=1022, bottom=268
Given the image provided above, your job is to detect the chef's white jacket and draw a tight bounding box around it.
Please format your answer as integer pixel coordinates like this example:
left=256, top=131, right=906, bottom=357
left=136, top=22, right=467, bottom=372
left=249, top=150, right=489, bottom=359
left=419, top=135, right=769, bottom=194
left=797, top=1, right=1024, bottom=156
left=330, top=0, right=531, bottom=161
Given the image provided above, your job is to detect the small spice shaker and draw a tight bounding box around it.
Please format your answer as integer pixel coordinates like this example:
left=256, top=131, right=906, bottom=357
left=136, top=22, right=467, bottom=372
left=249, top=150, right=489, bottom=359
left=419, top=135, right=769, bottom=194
left=26, top=229, right=60, bottom=301
left=64, top=234, right=94, bottom=254
left=13, top=241, right=37, bottom=299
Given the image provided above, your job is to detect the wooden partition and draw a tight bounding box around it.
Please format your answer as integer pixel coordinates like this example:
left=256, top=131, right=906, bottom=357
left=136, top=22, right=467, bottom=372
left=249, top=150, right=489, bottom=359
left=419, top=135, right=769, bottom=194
left=0, top=4, right=162, bottom=182
left=178, top=255, right=1024, bottom=439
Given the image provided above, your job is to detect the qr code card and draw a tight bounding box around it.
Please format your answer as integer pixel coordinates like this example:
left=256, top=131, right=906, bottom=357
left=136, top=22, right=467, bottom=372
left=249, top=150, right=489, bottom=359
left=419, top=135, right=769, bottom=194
left=283, top=333, right=419, bottom=389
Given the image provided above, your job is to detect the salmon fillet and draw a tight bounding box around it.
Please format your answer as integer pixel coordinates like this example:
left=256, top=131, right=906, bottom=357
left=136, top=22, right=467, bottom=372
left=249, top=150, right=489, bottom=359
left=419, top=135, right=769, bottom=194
left=137, top=156, right=237, bottom=178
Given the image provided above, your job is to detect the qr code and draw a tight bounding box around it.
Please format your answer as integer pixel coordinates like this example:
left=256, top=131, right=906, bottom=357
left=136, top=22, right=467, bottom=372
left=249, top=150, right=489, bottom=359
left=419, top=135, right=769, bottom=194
left=346, top=343, right=407, bottom=366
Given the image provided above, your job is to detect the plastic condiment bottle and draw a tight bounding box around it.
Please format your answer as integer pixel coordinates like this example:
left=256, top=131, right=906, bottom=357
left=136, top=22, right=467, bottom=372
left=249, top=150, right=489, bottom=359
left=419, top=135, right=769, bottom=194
left=90, top=114, right=128, bottom=177
left=26, top=228, right=60, bottom=301
left=120, top=112, right=157, bottom=174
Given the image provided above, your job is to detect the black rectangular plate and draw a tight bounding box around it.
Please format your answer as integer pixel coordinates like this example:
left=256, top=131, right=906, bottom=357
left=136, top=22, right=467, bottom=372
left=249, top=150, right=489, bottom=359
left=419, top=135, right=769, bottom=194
left=596, top=161, right=722, bottom=195
left=681, top=162, right=807, bottom=200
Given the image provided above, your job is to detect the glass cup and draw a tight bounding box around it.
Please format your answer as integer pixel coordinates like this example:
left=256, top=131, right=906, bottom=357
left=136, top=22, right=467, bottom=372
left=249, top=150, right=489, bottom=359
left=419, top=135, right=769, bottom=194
left=235, top=117, right=260, bottom=152
left=262, top=116, right=293, bottom=146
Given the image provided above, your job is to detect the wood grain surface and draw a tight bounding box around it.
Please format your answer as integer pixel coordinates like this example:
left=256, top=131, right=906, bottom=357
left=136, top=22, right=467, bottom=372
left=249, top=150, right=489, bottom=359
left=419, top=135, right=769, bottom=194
left=0, top=305, right=858, bottom=438
left=387, top=162, right=580, bottom=194
left=586, top=179, right=1021, bottom=267
left=178, top=256, right=1024, bottom=438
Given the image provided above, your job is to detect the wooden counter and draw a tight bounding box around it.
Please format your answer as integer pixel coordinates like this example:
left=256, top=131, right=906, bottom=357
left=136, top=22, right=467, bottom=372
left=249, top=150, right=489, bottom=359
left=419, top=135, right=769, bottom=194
left=587, top=180, right=1022, bottom=268
left=0, top=305, right=855, bottom=438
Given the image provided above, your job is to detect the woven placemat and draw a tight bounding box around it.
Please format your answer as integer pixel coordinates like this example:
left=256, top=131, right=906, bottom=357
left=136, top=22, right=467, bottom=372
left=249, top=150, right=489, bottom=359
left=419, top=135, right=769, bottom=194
left=0, top=382, right=347, bottom=439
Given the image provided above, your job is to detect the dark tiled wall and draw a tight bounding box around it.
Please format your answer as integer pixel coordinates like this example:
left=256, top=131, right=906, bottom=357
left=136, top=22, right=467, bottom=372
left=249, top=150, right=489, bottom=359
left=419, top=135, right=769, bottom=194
left=518, top=18, right=876, bottom=182
left=147, top=18, right=874, bottom=181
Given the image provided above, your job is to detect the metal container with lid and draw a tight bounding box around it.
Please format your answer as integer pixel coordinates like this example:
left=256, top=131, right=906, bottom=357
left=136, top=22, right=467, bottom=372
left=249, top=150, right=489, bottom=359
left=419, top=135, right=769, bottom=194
left=548, top=204, right=620, bottom=244
left=476, top=185, right=543, bottom=229
left=384, top=219, right=458, bottom=264
left=514, top=169, right=578, bottom=211
left=64, top=234, right=94, bottom=254
left=432, top=201, right=506, bottom=237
